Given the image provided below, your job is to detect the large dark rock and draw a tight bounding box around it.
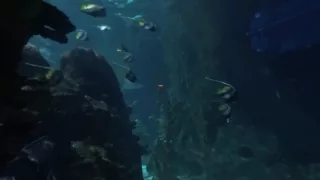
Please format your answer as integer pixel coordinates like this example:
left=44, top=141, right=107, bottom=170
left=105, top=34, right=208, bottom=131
left=45, top=47, right=144, bottom=180
left=0, top=0, right=75, bottom=109
left=0, top=46, right=144, bottom=180
left=60, top=47, right=128, bottom=116
left=0, top=0, right=77, bottom=176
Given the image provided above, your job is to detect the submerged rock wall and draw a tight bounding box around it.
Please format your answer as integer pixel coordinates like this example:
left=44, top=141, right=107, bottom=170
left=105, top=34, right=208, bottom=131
left=148, top=0, right=320, bottom=180
left=0, top=45, right=144, bottom=180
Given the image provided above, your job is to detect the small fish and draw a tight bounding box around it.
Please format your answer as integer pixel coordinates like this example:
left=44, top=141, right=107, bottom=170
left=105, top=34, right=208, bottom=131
left=217, top=103, right=231, bottom=118
left=132, top=15, right=143, bottom=20
left=21, top=136, right=54, bottom=164
left=47, top=70, right=63, bottom=84
left=76, top=29, right=89, bottom=41
left=97, top=24, right=111, bottom=31
left=137, top=20, right=145, bottom=27
left=115, top=13, right=144, bottom=27
left=212, top=100, right=231, bottom=116
left=123, top=53, right=133, bottom=63
left=275, top=90, right=281, bottom=99
left=143, top=22, right=157, bottom=32
left=216, top=86, right=232, bottom=96
left=125, top=70, right=137, bottom=83
left=116, top=44, right=134, bottom=62
left=80, top=4, right=106, bottom=17
left=205, top=77, right=236, bottom=100
left=45, top=69, right=56, bottom=80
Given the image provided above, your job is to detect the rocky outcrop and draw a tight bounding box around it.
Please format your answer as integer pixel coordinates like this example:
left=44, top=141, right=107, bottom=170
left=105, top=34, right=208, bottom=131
left=0, top=0, right=75, bottom=107
left=0, top=47, right=144, bottom=180
left=47, top=47, right=143, bottom=180
left=60, top=47, right=129, bottom=116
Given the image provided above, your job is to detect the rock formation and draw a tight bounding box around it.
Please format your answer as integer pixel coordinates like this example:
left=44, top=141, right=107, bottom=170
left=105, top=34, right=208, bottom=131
left=0, top=46, right=144, bottom=180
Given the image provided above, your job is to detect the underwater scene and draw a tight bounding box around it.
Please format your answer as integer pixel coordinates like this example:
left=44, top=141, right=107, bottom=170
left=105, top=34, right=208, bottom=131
left=1, top=0, right=320, bottom=179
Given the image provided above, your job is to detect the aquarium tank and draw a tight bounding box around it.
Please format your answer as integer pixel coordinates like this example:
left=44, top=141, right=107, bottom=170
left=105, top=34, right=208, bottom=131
left=0, top=0, right=320, bottom=179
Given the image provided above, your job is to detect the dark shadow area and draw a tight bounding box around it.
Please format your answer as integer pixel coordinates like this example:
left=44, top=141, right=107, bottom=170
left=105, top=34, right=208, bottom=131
left=211, top=0, right=320, bottom=164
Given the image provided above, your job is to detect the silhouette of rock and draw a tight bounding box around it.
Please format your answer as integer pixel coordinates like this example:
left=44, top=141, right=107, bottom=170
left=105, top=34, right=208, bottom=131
left=60, top=47, right=128, bottom=115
